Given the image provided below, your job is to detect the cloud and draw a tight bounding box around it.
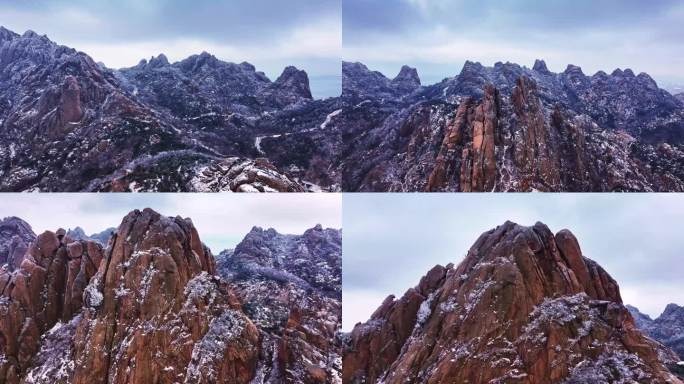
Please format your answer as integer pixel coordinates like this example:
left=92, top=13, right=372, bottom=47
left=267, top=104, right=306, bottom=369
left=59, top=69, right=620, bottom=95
left=0, top=194, right=341, bottom=255
left=342, top=194, right=684, bottom=330
left=0, top=0, right=341, bottom=97
left=343, top=0, right=684, bottom=86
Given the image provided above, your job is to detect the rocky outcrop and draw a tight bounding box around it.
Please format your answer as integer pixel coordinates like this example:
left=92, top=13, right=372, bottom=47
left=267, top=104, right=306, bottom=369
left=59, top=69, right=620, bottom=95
left=0, top=217, right=36, bottom=270
left=261, top=66, right=313, bottom=106
left=0, top=229, right=103, bottom=382
left=217, top=225, right=342, bottom=383
left=340, top=61, right=684, bottom=192
left=343, top=222, right=682, bottom=383
left=629, top=304, right=684, bottom=360
left=67, top=208, right=259, bottom=384
left=0, top=209, right=267, bottom=383
left=188, top=157, right=308, bottom=192
left=392, top=65, right=421, bottom=93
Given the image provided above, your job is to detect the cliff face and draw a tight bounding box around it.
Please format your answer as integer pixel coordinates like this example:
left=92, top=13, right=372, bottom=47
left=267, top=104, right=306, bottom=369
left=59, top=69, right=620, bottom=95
left=343, top=222, right=682, bottom=383
left=0, top=228, right=104, bottom=382
left=0, top=209, right=263, bottom=384
left=217, top=225, right=342, bottom=383
left=340, top=61, right=684, bottom=192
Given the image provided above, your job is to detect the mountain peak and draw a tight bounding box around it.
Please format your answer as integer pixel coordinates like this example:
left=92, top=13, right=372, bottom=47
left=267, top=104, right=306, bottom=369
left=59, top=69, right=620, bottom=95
left=564, top=64, right=584, bottom=75
left=393, top=65, right=421, bottom=88
left=343, top=222, right=677, bottom=383
left=272, top=65, right=312, bottom=100
left=148, top=53, right=169, bottom=68
left=532, top=59, right=550, bottom=74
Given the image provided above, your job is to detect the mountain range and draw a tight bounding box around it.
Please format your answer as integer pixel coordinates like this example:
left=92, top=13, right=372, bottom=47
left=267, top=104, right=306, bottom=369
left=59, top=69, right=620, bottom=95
left=4, top=26, right=684, bottom=192
left=343, top=221, right=683, bottom=383
left=628, top=304, right=684, bottom=361
left=0, top=210, right=341, bottom=383
left=0, top=27, right=342, bottom=192
left=339, top=60, right=684, bottom=191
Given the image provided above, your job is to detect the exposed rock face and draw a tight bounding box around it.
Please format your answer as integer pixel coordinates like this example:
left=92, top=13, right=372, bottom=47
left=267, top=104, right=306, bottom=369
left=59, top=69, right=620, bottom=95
left=217, top=225, right=342, bottom=383
left=628, top=304, right=684, bottom=360
left=0, top=27, right=339, bottom=192
left=0, top=230, right=103, bottom=382
left=340, top=61, right=684, bottom=192
left=0, top=209, right=268, bottom=384
left=343, top=222, right=682, bottom=383
left=69, top=208, right=259, bottom=384
left=187, top=157, right=308, bottom=192
left=0, top=217, right=36, bottom=270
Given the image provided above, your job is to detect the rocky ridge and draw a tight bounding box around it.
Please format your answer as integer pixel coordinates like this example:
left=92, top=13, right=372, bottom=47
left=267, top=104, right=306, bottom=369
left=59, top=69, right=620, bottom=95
left=0, top=27, right=341, bottom=192
left=0, top=210, right=341, bottom=383
left=217, top=225, right=342, bottom=383
left=340, top=60, right=684, bottom=192
left=628, top=304, right=684, bottom=360
left=343, top=221, right=682, bottom=383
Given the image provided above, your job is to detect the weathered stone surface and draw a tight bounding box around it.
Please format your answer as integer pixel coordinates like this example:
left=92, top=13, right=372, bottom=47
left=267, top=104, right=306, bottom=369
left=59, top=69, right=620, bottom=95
left=216, top=225, right=342, bottom=383
left=340, top=61, right=684, bottom=192
left=343, top=222, right=682, bottom=383
left=0, top=230, right=103, bottom=383
left=69, top=208, right=259, bottom=384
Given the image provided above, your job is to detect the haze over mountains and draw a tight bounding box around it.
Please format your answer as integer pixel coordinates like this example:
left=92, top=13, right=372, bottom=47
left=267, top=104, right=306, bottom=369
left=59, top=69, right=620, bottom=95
left=0, top=209, right=341, bottom=383
left=0, top=27, right=342, bottom=192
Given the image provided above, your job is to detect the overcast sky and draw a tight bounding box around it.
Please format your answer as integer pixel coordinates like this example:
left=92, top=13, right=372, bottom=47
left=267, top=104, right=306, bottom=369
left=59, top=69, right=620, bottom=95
left=343, top=193, right=684, bottom=331
left=0, top=0, right=341, bottom=98
left=343, top=0, right=684, bottom=89
left=0, top=194, right=341, bottom=254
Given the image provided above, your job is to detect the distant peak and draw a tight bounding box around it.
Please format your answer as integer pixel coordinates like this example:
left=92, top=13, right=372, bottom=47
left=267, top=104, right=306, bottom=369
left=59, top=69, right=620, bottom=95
left=148, top=53, right=169, bottom=68
left=393, top=65, right=421, bottom=88
left=274, top=66, right=312, bottom=100
left=564, top=64, right=584, bottom=76
left=22, top=30, right=39, bottom=38
left=532, top=59, right=550, bottom=74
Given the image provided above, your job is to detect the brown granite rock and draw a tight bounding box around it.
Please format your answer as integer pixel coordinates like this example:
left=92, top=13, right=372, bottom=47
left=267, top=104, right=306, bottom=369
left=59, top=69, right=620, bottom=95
left=0, top=231, right=103, bottom=383
left=70, top=208, right=259, bottom=384
left=343, top=222, right=682, bottom=383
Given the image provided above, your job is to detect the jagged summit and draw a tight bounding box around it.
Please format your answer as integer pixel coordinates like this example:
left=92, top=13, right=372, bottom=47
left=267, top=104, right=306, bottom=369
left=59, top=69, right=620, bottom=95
left=340, top=59, right=684, bottom=192
left=343, top=222, right=682, bottom=383
left=532, top=59, right=550, bottom=74
left=392, top=65, right=421, bottom=90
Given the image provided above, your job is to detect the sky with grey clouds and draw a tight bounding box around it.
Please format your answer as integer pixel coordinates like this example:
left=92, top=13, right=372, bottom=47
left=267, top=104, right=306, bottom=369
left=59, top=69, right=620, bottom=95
left=343, top=0, right=684, bottom=89
left=0, top=0, right=341, bottom=98
left=0, top=194, right=341, bottom=255
left=343, top=193, right=684, bottom=331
